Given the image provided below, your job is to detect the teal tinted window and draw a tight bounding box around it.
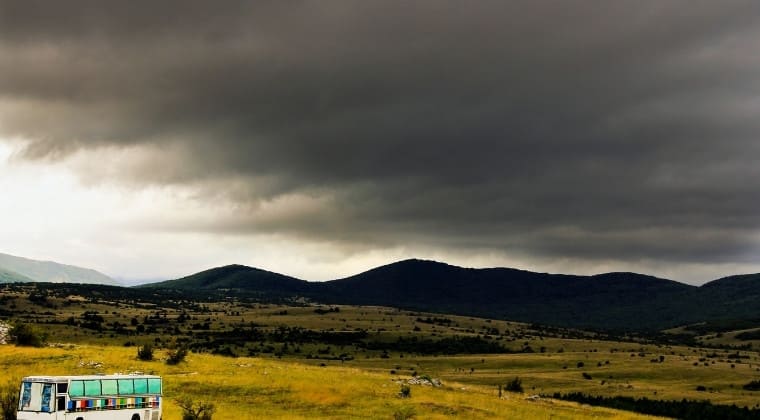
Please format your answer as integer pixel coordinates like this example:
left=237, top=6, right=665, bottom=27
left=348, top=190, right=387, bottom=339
left=133, top=379, right=148, bottom=394
left=148, top=379, right=161, bottom=394
left=84, top=380, right=101, bottom=396
left=69, top=381, right=84, bottom=397
left=101, top=380, right=117, bottom=395
left=117, top=379, right=133, bottom=394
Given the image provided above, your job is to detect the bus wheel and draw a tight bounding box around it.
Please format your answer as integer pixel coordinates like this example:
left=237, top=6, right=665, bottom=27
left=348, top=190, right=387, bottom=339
left=131, top=414, right=140, bottom=420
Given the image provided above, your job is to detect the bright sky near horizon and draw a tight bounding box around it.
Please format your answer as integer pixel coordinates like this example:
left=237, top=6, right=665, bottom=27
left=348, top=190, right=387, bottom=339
left=2, top=1, right=760, bottom=284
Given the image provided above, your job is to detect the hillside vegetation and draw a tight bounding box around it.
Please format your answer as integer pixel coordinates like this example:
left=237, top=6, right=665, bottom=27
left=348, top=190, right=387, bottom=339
left=144, top=259, right=760, bottom=331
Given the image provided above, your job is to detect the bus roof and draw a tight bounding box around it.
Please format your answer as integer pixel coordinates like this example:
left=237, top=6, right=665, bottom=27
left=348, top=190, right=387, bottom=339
left=22, top=375, right=161, bottom=382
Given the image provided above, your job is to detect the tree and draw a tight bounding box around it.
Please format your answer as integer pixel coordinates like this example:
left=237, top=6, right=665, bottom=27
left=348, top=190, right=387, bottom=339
left=505, top=377, right=523, bottom=393
left=137, top=344, right=154, bottom=361
left=10, top=323, right=45, bottom=347
left=398, top=384, right=411, bottom=398
left=176, top=397, right=215, bottom=420
left=166, top=347, right=188, bottom=365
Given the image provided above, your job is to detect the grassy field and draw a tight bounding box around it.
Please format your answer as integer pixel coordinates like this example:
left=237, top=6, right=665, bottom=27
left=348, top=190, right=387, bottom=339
left=3, top=284, right=760, bottom=418
left=0, top=344, right=660, bottom=419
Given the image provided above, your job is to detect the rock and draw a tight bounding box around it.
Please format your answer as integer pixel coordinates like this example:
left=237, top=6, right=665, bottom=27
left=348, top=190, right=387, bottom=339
left=0, top=322, right=9, bottom=344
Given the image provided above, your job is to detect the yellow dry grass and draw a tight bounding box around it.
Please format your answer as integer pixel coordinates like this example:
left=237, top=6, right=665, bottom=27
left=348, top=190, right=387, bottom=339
left=0, top=344, right=662, bottom=419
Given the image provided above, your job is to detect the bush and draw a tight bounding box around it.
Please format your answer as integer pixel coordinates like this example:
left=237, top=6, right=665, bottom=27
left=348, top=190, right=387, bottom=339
left=696, top=385, right=707, bottom=392
left=137, top=344, right=154, bottom=361
left=1, top=380, right=19, bottom=420
left=393, top=405, right=416, bottom=420
left=176, top=398, right=215, bottom=420
left=505, top=377, right=523, bottom=393
left=9, top=323, right=45, bottom=347
left=166, top=347, right=188, bottom=365
left=398, top=384, right=411, bottom=398
left=743, top=380, right=760, bottom=391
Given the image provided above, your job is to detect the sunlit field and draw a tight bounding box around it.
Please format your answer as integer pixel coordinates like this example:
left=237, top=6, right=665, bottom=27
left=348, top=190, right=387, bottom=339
left=3, top=285, right=760, bottom=418
left=0, top=345, right=659, bottom=419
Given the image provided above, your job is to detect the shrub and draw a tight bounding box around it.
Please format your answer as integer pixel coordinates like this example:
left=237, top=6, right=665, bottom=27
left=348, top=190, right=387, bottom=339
left=743, top=380, right=760, bottom=391
left=505, top=377, right=523, bottom=393
left=1, top=380, right=19, bottom=420
left=9, top=323, right=45, bottom=347
left=696, top=385, right=707, bottom=392
left=166, top=347, right=188, bottom=365
left=137, top=344, right=154, bottom=361
left=582, top=372, right=592, bottom=380
left=398, top=384, right=411, bottom=398
left=176, top=398, right=215, bottom=420
left=393, top=405, right=416, bottom=420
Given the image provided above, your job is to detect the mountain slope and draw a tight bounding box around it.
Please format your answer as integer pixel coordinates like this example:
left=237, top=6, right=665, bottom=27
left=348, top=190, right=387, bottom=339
left=145, top=264, right=309, bottom=294
left=150, top=259, right=716, bottom=330
left=695, top=274, right=760, bottom=320
left=314, top=259, right=699, bottom=330
left=0, top=267, right=35, bottom=283
left=0, top=252, right=118, bottom=285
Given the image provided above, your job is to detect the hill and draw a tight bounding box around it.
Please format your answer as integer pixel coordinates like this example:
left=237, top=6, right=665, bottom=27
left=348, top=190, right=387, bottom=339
left=315, top=259, right=700, bottom=330
left=0, top=267, right=34, bottom=283
left=148, top=259, right=748, bottom=331
left=0, top=252, right=118, bottom=285
left=145, top=264, right=309, bottom=296
left=695, top=274, right=760, bottom=320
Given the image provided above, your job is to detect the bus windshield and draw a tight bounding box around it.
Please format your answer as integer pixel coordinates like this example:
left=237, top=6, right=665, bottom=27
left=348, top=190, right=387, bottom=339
left=18, top=382, right=54, bottom=412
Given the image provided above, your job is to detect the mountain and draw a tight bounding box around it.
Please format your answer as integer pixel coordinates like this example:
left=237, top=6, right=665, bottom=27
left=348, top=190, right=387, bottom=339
left=150, top=258, right=743, bottom=330
left=695, top=274, right=760, bottom=320
left=0, top=252, right=118, bottom=285
left=314, top=259, right=700, bottom=330
left=0, top=267, right=35, bottom=283
left=140, top=258, right=760, bottom=331
left=146, top=264, right=309, bottom=295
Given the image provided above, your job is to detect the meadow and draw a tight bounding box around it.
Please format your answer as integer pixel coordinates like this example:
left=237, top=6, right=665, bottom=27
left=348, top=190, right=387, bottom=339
left=2, top=283, right=760, bottom=418
left=0, top=344, right=658, bottom=419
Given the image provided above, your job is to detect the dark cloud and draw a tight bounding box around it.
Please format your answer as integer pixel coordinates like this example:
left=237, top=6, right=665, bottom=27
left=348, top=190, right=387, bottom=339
left=2, top=0, right=760, bottom=275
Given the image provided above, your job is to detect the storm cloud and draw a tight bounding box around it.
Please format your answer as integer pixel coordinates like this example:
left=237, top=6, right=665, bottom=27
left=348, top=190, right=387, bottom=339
left=2, top=1, right=760, bottom=280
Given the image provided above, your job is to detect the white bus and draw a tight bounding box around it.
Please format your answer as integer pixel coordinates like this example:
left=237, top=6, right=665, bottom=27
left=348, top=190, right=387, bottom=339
left=16, top=375, right=162, bottom=420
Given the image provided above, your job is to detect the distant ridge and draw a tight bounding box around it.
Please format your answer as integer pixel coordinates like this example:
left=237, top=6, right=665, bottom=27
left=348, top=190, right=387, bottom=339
left=142, top=258, right=760, bottom=331
left=147, top=264, right=309, bottom=294
left=0, top=252, right=118, bottom=285
left=0, top=267, right=35, bottom=283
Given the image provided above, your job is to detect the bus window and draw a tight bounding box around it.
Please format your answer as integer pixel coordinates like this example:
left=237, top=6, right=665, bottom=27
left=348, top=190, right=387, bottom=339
left=18, top=382, right=44, bottom=412
left=20, top=382, right=31, bottom=407
left=41, top=384, right=52, bottom=412
left=148, top=378, right=161, bottom=394
left=133, top=378, right=148, bottom=394
left=70, top=381, right=84, bottom=397
left=118, top=379, right=134, bottom=394
left=57, top=383, right=68, bottom=394
left=83, top=380, right=101, bottom=396
left=101, top=379, right=118, bottom=395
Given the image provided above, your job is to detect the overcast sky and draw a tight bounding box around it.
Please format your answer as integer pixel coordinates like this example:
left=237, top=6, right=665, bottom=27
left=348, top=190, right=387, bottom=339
left=2, top=1, right=760, bottom=284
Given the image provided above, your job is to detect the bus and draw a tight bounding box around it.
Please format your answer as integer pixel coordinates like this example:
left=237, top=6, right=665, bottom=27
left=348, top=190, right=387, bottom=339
left=16, top=375, right=161, bottom=420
